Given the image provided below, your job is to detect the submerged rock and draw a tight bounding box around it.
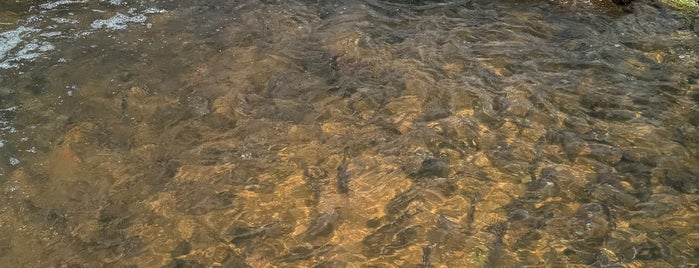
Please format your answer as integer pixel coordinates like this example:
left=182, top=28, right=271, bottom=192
left=412, top=158, right=450, bottom=179
left=612, top=0, right=634, bottom=5
left=303, top=209, right=339, bottom=241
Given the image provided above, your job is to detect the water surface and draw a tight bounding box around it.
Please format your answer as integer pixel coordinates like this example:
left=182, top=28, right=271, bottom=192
left=0, top=0, right=698, bottom=267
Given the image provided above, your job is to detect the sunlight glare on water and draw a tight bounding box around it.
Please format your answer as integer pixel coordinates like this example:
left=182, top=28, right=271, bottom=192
left=0, top=0, right=698, bottom=267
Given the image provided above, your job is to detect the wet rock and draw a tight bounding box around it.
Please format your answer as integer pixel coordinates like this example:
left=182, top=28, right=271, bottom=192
left=26, top=74, right=48, bottom=94
left=387, top=95, right=422, bottom=126
left=562, top=242, right=601, bottom=265
left=632, top=199, right=674, bottom=219
left=313, top=260, right=347, bottom=268
left=567, top=203, right=610, bottom=241
left=555, top=131, right=586, bottom=161
left=386, top=190, right=419, bottom=215
left=509, top=141, right=537, bottom=162
left=171, top=123, right=204, bottom=146
left=498, top=160, right=529, bottom=175
left=320, top=122, right=348, bottom=136
left=111, top=236, right=144, bottom=257
left=304, top=166, right=328, bottom=202
left=45, top=209, right=68, bottom=233
left=176, top=218, right=199, bottom=242
left=225, top=221, right=285, bottom=247
left=672, top=124, right=698, bottom=147
left=520, top=122, right=547, bottom=143
left=687, top=110, right=699, bottom=126
left=504, top=209, right=553, bottom=249
left=95, top=211, right=132, bottom=245
left=304, top=166, right=328, bottom=180
left=660, top=168, right=698, bottom=194
left=590, top=109, right=638, bottom=121
left=303, top=209, right=339, bottom=241
left=583, top=129, right=610, bottom=143
left=422, top=109, right=451, bottom=122
left=3, top=168, right=39, bottom=199
left=617, top=241, right=664, bottom=261
left=218, top=250, right=250, bottom=268
left=201, top=113, right=236, bottom=131
left=580, top=92, right=621, bottom=109
left=278, top=244, right=333, bottom=263
left=61, top=122, right=100, bottom=148
left=469, top=193, right=512, bottom=232
left=498, top=120, right=519, bottom=139
left=658, top=0, right=699, bottom=13
left=612, top=0, right=634, bottom=5
left=420, top=243, right=435, bottom=267
left=362, top=213, right=420, bottom=257
left=615, top=159, right=653, bottom=190
left=687, top=232, right=699, bottom=249
left=165, top=259, right=206, bottom=268
left=17, top=200, right=68, bottom=234
left=540, top=144, right=567, bottom=163
left=620, top=149, right=658, bottom=168
left=197, top=245, right=233, bottom=265
left=423, top=177, right=457, bottom=197
left=152, top=104, right=192, bottom=131
left=336, top=162, right=350, bottom=194
left=582, top=143, right=623, bottom=165
left=0, top=236, right=9, bottom=257
left=170, top=183, right=235, bottom=215
left=589, top=183, right=638, bottom=208
left=265, top=100, right=315, bottom=123
left=171, top=241, right=192, bottom=257
left=526, top=167, right=560, bottom=199
left=191, top=143, right=236, bottom=166
left=185, top=95, right=211, bottom=116
left=503, top=92, right=533, bottom=117
left=72, top=220, right=100, bottom=243
left=412, top=158, right=450, bottom=179
left=565, top=117, right=593, bottom=134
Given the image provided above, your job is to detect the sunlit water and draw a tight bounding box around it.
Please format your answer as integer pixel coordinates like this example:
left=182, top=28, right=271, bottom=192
left=0, top=0, right=698, bottom=267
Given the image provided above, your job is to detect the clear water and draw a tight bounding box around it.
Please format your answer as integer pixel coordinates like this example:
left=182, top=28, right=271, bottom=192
left=0, top=0, right=698, bottom=267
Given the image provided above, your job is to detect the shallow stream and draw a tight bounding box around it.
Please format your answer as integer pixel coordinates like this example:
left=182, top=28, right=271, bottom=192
left=0, top=0, right=698, bottom=267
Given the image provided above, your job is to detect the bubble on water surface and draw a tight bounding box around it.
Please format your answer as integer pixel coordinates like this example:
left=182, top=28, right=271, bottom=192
left=0, top=26, right=39, bottom=65
left=2, top=1, right=167, bottom=69
left=91, top=13, right=147, bottom=30
left=39, top=0, right=89, bottom=10
left=50, top=18, right=79, bottom=24
left=101, top=0, right=126, bottom=6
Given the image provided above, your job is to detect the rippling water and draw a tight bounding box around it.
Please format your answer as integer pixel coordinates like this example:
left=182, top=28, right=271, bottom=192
left=0, top=0, right=698, bottom=267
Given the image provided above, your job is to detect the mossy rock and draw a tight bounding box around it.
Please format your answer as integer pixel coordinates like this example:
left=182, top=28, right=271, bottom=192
left=659, top=0, right=699, bottom=14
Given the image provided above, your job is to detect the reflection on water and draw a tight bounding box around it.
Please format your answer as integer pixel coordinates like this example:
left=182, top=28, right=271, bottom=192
left=0, top=0, right=698, bottom=266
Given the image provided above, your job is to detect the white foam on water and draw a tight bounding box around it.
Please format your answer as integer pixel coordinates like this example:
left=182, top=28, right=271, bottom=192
left=144, top=8, right=168, bottom=14
left=102, top=0, right=126, bottom=6
left=0, top=26, right=39, bottom=61
left=50, top=17, right=79, bottom=24
left=15, top=41, right=56, bottom=59
left=0, top=27, right=51, bottom=69
left=2, top=1, right=168, bottom=69
left=40, top=31, right=63, bottom=37
left=0, top=2, right=169, bottom=158
left=1, top=40, right=55, bottom=69
left=39, top=0, right=89, bottom=10
left=90, top=13, right=147, bottom=30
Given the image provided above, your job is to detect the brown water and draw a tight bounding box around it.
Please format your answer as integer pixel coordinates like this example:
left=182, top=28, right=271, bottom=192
left=0, top=0, right=698, bottom=267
